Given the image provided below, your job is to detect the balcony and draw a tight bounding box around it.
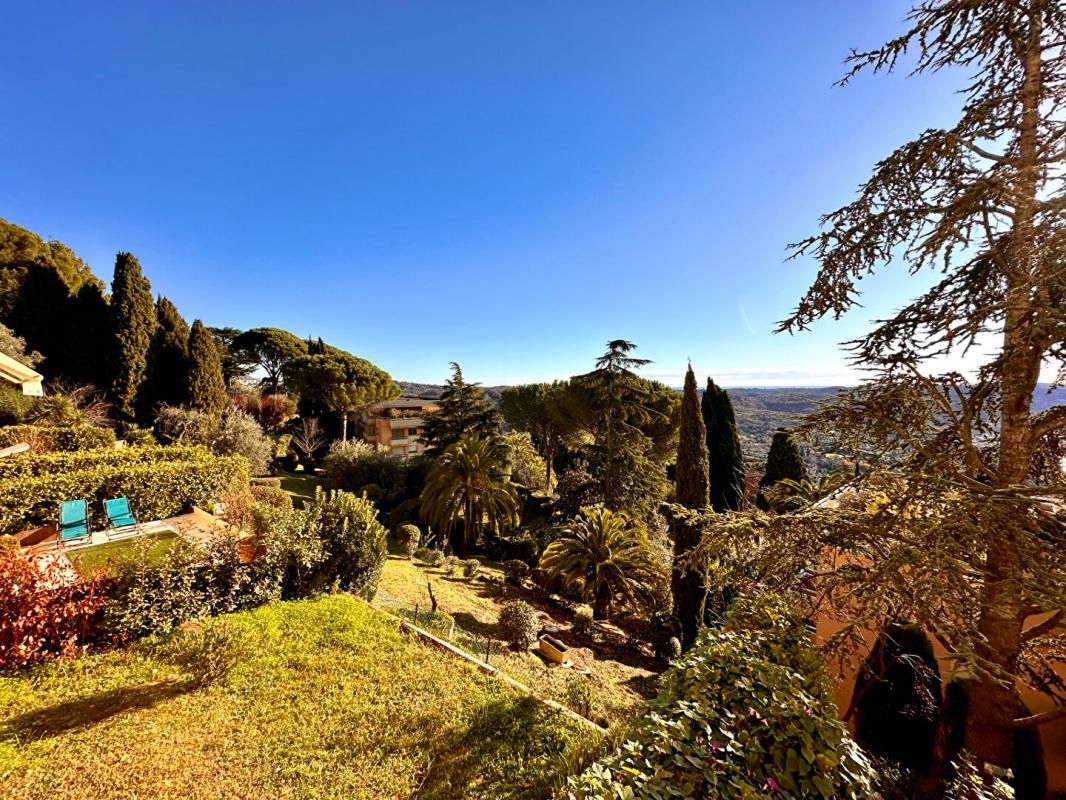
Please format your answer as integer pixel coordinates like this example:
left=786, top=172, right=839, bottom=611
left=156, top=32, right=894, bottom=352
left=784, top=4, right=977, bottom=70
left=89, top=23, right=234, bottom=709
left=389, top=417, right=424, bottom=430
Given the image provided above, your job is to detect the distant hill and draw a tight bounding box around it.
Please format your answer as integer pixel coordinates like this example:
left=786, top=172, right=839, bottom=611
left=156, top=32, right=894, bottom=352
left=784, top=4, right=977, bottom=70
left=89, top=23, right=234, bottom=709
left=398, top=380, right=1066, bottom=469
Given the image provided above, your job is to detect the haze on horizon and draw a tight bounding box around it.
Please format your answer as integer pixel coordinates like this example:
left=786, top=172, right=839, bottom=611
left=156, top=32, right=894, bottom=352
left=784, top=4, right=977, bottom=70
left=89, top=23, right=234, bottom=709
left=2, top=1, right=979, bottom=387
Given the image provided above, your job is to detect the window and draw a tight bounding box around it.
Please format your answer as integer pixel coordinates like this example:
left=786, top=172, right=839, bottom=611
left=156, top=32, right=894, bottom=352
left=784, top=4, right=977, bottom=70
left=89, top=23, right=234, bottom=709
left=391, top=429, right=406, bottom=441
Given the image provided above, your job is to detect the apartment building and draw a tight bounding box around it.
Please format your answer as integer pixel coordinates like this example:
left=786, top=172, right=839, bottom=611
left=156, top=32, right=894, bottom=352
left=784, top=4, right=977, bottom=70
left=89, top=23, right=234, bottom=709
left=359, top=397, right=439, bottom=458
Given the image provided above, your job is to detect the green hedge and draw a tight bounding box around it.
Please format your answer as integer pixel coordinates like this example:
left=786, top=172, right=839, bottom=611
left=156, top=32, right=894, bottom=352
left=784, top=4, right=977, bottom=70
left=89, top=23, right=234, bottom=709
left=0, top=425, right=117, bottom=453
left=0, top=453, right=249, bottom=534
left=0, top=444, right=210, bottom=480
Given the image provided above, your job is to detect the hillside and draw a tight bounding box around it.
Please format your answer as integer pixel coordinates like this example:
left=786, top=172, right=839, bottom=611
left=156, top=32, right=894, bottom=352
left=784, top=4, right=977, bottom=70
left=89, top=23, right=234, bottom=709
left=400, top=380, right=1066, bottom=468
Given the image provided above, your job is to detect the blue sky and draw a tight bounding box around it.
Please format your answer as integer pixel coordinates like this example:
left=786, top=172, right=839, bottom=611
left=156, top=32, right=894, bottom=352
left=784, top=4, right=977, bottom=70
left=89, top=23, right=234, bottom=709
left=1, top=1, right=968, bottom=387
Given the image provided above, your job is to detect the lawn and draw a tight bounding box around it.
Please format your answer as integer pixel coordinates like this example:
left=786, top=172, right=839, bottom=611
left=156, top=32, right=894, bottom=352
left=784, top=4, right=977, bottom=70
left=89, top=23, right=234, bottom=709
left=278, top=469, right=324, bottom=508
left=374, top=547, right=660, bottom=728
left=67, top=530, right=180, bottom=576
left=0, top=594, right=598, bottom=800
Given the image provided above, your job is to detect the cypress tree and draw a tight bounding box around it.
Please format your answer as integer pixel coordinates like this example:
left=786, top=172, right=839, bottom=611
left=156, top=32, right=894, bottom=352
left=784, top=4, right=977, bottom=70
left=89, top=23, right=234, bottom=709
left=702, top=378, right=745, bottom=512
left=760, top=429, right=807, bottom=488
left=110, top=252, right=157, bottom=420
left=672, top=365, right=710, bottom=649
left=187, top=319, right=226, bottom=417
left=422, top=362, right=501, bottom=457
left=142, top=296, right=191, bottom=415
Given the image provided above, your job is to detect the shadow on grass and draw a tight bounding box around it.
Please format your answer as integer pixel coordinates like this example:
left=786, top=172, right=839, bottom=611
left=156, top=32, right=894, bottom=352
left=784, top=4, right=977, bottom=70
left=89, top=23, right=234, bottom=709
left=415, top=695, right=576, bottom=799
left=451, top=611, right=498, bottom=640
left=3, top=680, right=192, bottom=740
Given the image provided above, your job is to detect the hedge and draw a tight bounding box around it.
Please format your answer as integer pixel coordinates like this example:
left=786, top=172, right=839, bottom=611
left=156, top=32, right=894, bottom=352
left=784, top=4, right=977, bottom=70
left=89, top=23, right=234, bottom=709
left=0, top=444, right=209, bottom=480
left=0, top=453, right=249, bottom=534
left=0, top=425, right=117, bottom=453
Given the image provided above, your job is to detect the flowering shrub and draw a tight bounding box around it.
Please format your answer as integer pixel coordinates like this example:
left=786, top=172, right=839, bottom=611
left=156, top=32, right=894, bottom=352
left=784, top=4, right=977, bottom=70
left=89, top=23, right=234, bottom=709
left=0, top=537, right=113, bottom=669
left=568, top=595, right=876, bottom=799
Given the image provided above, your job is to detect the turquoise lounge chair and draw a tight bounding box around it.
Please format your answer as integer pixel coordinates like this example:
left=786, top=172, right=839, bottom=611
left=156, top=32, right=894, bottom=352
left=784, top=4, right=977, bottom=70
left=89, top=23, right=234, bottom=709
left=58, top=499, right=91, bottom=546
left=104, top=497, right=140, bottom=539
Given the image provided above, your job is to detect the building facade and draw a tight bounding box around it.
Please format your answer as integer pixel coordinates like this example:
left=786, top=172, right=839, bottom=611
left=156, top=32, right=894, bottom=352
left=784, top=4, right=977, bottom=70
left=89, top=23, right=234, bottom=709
left=359, top=397, right=439, bottom=459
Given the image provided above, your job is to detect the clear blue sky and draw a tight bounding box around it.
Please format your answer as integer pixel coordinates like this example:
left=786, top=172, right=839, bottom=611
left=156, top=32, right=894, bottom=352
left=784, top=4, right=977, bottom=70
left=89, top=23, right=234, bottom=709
left=0, top=1, right=966, bottom=387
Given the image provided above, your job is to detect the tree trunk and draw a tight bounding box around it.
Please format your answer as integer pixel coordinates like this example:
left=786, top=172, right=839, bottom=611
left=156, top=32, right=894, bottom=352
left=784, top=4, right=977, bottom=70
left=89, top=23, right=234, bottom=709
left=593, top=584, right=611, bottom=620
left=341, top=412, right=348, bottom=442
left=967, top=1, right=1044, bottom=767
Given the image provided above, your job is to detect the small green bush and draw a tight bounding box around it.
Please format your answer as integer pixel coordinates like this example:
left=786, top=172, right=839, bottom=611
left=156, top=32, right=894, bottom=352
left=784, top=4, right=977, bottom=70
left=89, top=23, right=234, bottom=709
left=308, top=489, right=388, bottom=597
left=0, top=424, right=116, bottom=453
left=564, top=676, right=594, bottom=718
left=394, top=523, right=421, bottom=556
left=462, top=559, right=481, bottom=579
left=444, top=555, right=460, bottom=575
left=498, top=600, right=540, bottom=650
left=572, top=605, right=594, bottom=637
left=415, top=547, right=445, bottom=567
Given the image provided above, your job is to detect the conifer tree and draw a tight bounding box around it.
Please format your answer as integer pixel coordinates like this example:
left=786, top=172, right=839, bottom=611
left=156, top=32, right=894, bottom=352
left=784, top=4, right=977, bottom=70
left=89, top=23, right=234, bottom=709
left=702, top=378, right=745, bottom=512
left=110, top=252, right=157, bottom=420
left=142, top=296, right=190, bottom=415
left=760, top=429, right=807, bottom=489
left=422, top=362, right=501, bottom=457
left=672, top=364, right=710, bottom=649
left=186, top=319, right=226, bottom=417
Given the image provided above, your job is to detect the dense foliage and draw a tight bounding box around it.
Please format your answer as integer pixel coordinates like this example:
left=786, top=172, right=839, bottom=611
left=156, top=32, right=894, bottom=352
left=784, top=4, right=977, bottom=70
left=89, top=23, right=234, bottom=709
left=702, top=378, right=744, bottom=512
left=0, top=537, right=113, bottom=669
left=422, top=362, right=502, bottom=456
left=0, top=424, right=116, bottom=452
left=568, top=596, right=876, bottom=799
left=0, top=447, right=248, bottom=533
left=110, top=252, right=157, bottom=420
left=497, top=599, right=540, bottom=650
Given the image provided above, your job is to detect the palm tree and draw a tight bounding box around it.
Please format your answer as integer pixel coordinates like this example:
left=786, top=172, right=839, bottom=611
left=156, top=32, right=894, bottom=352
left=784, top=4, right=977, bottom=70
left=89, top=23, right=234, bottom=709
left=420, top=435, right=519, bottom=558
left=538, top=506, right=661, bottom=619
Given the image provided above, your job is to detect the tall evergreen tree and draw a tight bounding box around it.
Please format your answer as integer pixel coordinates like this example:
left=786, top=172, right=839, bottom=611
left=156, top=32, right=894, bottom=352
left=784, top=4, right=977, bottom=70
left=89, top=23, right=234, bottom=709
left=760, top=429, right=807, bottom=489
left=702, top=378, right=745, bottom=512
left=142, top=296, right=190, bottom=415
left=110, top=252, right=157, bottom=420
left=186, top=319, right=226, bottom=417
left=59, top=282, right=112, bottom=388
left=422, top=362, right=501, bottom=457
left=672, top=364, right=710, bottom=649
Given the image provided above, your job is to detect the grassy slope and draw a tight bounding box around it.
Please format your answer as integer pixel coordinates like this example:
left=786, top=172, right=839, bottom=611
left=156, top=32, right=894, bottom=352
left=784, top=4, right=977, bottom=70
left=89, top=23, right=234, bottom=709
left=374, top=550, right=657, bottom=727
left=0, top=595, right=597, bottom=800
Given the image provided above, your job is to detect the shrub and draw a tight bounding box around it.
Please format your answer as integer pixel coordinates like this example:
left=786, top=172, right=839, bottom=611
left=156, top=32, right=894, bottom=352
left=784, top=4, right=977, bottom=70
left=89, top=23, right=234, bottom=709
left=166, top=619, right=251, bottom=688
left=498, top=600, right=540, bottom=650
left=154, top=405, right=218, bottom=445
left=564, top=676, right=594, bottom=718
left=415, top=547, right=445, bottom=567
left=0, top=537, right=113, bottom=668
left=0, top=444, right=207, bottom=481
left=213, top=406, right=273, bottom=476
left=252, top=502, right=325, bottom=599
left=503, top=559, right=530, bottom=584
left=386, top=497, right=422, bottom=531
left=308, top=489, right=388, bottom=597
left=0, top=385, right=36, bottom=426
left=0, top=424, right=116, bottom=453
left=394, top=523, right=421, bottom=556
left=444, top=555, right=460, bottom=575
left=0, top=448, right=249, bottom=534
left=568, top=595, right=876, bottom=799
left=322, top=439, right=405, bottom=499
left=463, top=559, right=481, bottom=579
left=572, top=605, right=594, bottom=637
left=250, top=483, right=291, bottom=509
left=106, top=538, right=218, bottom=636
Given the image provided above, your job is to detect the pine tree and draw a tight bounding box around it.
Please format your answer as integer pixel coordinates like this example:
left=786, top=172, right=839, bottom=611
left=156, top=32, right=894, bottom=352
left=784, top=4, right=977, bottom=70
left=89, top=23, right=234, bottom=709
left=422, top=362, right=501, bottom=457
left=142, top=296, right=190, bottom=415
left=702, top=378, right=745, bottom=512
left=186, top=319, right=226, bottom=417
left=760, top=429, right=807, bottom=488
left=110, top=252, right=157, bottom=420
left=672, top=364, right=710, bottom=649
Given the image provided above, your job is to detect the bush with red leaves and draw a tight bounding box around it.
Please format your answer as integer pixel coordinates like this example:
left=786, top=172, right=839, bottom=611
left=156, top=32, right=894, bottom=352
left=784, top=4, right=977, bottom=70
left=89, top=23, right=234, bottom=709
left=0, top=537, right=114, bottom=669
